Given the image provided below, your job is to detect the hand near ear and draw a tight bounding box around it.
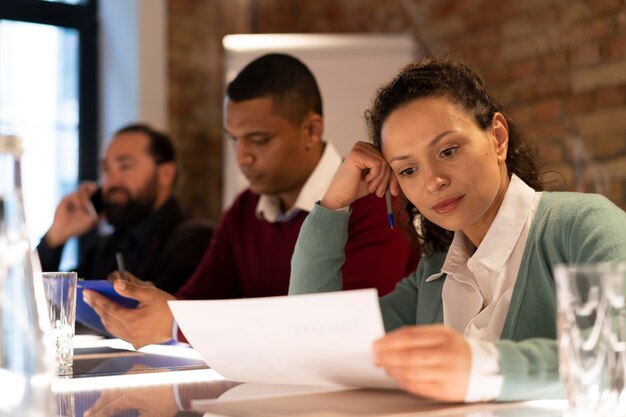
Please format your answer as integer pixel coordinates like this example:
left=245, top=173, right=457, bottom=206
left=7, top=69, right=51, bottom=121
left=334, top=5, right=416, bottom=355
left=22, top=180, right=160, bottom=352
left=45, top=182, right=100, bottom=247
left=321, top=141, right=398, bottom=210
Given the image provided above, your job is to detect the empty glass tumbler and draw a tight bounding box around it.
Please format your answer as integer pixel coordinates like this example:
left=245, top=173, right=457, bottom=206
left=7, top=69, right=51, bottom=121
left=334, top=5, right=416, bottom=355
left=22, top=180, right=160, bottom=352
left=555, top=262, right=626, bottom=417
left=42, top=272, right=77, bottom=375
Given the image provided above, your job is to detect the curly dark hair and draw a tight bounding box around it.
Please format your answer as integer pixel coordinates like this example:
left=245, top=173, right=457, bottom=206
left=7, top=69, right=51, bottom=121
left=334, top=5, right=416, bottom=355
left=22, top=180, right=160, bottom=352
left=366, top=56, right=543, bottom=255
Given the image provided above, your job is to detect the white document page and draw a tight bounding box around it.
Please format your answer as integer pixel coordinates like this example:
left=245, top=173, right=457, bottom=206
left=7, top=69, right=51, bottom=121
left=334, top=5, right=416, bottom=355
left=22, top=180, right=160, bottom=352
left=168, top=289, right=397, bottom=389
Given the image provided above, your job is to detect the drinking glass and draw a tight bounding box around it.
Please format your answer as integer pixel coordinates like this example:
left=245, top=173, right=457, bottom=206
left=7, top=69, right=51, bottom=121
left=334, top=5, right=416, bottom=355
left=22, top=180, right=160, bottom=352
left=42, top=271, right=77, bottom=375
left=56, top=391, right=75, bottom=417
left=555, top=263, right=626, bottom=417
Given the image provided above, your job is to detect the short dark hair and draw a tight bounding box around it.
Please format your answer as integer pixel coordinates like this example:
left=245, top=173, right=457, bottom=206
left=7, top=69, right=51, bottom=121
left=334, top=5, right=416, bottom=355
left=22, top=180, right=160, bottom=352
left=366, top=56, right=543, bottom=255
left=114, top=123, right=176, bottom=165
left=226, top=53, right=323, bottom=124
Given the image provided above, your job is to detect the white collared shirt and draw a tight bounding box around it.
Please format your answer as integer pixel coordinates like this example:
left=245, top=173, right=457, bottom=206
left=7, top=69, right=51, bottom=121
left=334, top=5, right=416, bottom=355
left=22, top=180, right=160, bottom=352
left=425, top=174, right=542, bottom=402
left=255, top=142, right=343, bottom=222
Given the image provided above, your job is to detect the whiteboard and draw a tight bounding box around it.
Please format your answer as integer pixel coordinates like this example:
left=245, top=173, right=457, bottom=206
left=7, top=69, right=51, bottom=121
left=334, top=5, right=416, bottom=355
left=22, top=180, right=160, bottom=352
left=222, top=34, right=416, bottom=209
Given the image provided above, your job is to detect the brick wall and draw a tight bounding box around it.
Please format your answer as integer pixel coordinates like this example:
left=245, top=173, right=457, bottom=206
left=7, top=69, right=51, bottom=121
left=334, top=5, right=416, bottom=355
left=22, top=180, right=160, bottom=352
left=168, top=0, right=252, bottom=221
left=168, top=0, right=626, bottom=220
left=407, top=0, right=626, bottom=208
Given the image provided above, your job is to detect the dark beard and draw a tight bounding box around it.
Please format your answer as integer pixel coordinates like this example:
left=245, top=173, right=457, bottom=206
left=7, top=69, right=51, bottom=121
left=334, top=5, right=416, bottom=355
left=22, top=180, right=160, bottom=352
left=103, top=176, right=158, bottom=230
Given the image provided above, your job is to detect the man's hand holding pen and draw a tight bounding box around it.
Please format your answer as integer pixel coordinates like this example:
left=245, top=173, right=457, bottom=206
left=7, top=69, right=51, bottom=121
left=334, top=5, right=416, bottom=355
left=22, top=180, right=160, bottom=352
left=114, top=251, right=127, bottom=281
left=83, top=269, right=174, bottom=349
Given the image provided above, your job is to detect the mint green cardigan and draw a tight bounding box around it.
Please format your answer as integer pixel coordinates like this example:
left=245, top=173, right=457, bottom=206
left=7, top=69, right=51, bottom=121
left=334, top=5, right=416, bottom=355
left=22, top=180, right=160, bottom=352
left=289, top=192, right=626, bottom=401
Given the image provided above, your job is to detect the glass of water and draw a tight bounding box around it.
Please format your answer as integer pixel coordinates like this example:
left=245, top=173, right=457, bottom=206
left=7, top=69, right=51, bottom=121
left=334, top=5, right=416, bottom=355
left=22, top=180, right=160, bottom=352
left=555, top=262, right=626, bottom=417
left=42, top=271, right=77, bottom=376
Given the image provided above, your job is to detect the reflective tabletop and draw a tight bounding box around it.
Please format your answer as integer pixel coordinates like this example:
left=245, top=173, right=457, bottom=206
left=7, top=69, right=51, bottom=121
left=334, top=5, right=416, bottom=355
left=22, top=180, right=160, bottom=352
left=54, top=337, right=570, bottom=417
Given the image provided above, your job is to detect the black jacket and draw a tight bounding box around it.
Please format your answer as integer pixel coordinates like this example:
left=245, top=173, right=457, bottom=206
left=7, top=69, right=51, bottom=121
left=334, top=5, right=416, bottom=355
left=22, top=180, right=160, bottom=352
left=37, top=197, right=213, bottom=294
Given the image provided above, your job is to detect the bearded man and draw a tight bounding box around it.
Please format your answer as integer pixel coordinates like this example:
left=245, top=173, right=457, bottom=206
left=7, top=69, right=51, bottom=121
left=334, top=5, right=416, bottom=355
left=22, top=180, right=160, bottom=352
left=37, top=124, right=213, bottom=294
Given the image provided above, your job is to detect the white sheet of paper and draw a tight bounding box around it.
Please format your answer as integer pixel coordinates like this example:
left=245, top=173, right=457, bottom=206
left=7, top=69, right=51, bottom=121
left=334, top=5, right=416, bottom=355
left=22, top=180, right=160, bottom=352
left=168, top=289, right=397, bottom=389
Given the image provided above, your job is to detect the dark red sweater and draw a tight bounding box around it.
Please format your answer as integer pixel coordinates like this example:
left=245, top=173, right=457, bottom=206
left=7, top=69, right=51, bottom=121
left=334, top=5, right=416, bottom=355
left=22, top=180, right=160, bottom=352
left=176, top=190, right=419, bottom=302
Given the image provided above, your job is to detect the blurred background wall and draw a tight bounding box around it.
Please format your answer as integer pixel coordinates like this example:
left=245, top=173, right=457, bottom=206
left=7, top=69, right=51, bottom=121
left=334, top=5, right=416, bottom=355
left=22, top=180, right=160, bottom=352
left=167, top=0, right=626, bottom=222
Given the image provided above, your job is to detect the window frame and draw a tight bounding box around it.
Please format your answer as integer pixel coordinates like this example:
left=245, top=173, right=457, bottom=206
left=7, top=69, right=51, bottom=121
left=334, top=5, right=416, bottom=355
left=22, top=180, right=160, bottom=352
left=0, top=0, right=99, bottom=183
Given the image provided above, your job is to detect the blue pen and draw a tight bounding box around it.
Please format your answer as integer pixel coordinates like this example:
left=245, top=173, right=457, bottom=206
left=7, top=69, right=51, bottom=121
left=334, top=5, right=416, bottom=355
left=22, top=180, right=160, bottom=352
left=385, top=188, right=395, bottom=229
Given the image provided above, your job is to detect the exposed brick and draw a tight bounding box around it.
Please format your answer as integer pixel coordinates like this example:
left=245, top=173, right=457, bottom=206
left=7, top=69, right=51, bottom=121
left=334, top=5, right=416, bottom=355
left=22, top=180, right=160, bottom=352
left=590, top=0, right=623, bottom=15
left=500, top=34, right=554, bottom=61
left=466, top=25, right=502, bottom=47
left=605, top=179, right=624, bottom=203
left=510, top=58, right=539, bottom=78
left=569, top=43, right=601, bottom=67
left=565, top=92, right=595, bottom=115
left=257, top=1, right=300, bottom=32
left=605, top=156, right=626, bottom=179
left=583, top=158, right=625, bottom=194
left=167, top=0, right=241, bottom=220
left=559, top=1, right=592, bottom=25
left=563, top=132, right=596, bottom=165
left=559, top=16, right=614, bottom=49
left=619, top=9, right=626, bottom=29
left=530, top=122, right=567, bottom=142
left=608, top=34, right=626, bottom=59
left=534, top=98, right=564, bottom=121
left=428, top=0, right=462, bottom=19
left=593, top=134, right=626, bottom=158
left=168, top=0, right=626, bottom=213
left=612, top=179, right=625, bottom=205
left=575, top=107, right=626, bottom=136
left=502, top=18, right=533, bottom=40
left=595, top=86, right=626, bottom=108
left=499, top=77, right=534, bottom=103
left=509, top=105, right=535, bottom=125
left=464, top=3, right=517, bottom=30
left=464, top=46, right=500, bottom=67
left=482, top=65, right=515, bottom=85
left=517, top=0, right=568, bottom=13
left=169, top=0, right=197, bottom=14
left=519, top=74, right=571, bottom=101
left=539, top=140, right=566, bottom=164
left=420, top=15, right=465, bottom=38
left=572, top=60, right=626, bottom=92
left=542, top=51, right=569, bottom=72
left=531, top=5, right=559, bottom=27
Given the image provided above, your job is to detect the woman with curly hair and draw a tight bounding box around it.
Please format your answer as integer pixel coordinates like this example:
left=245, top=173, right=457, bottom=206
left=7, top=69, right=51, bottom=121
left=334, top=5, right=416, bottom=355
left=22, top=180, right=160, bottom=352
left=289, top=56, right=626, bottom=403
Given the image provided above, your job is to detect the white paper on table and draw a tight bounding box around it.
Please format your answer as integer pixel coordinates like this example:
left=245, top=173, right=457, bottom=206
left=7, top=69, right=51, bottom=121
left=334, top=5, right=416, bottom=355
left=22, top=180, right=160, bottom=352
left=168, top=289, right=397, bottom=389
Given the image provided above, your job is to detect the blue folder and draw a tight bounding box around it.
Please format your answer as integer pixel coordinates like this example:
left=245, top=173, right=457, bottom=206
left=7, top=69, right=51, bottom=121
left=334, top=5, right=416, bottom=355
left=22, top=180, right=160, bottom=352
left=76, top=280, right=139, bottom=336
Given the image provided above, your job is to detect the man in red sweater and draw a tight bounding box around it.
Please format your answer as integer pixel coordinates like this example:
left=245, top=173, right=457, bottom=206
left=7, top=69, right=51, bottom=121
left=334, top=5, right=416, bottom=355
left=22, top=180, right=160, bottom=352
left=83, top=53, right=419, bottom=348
